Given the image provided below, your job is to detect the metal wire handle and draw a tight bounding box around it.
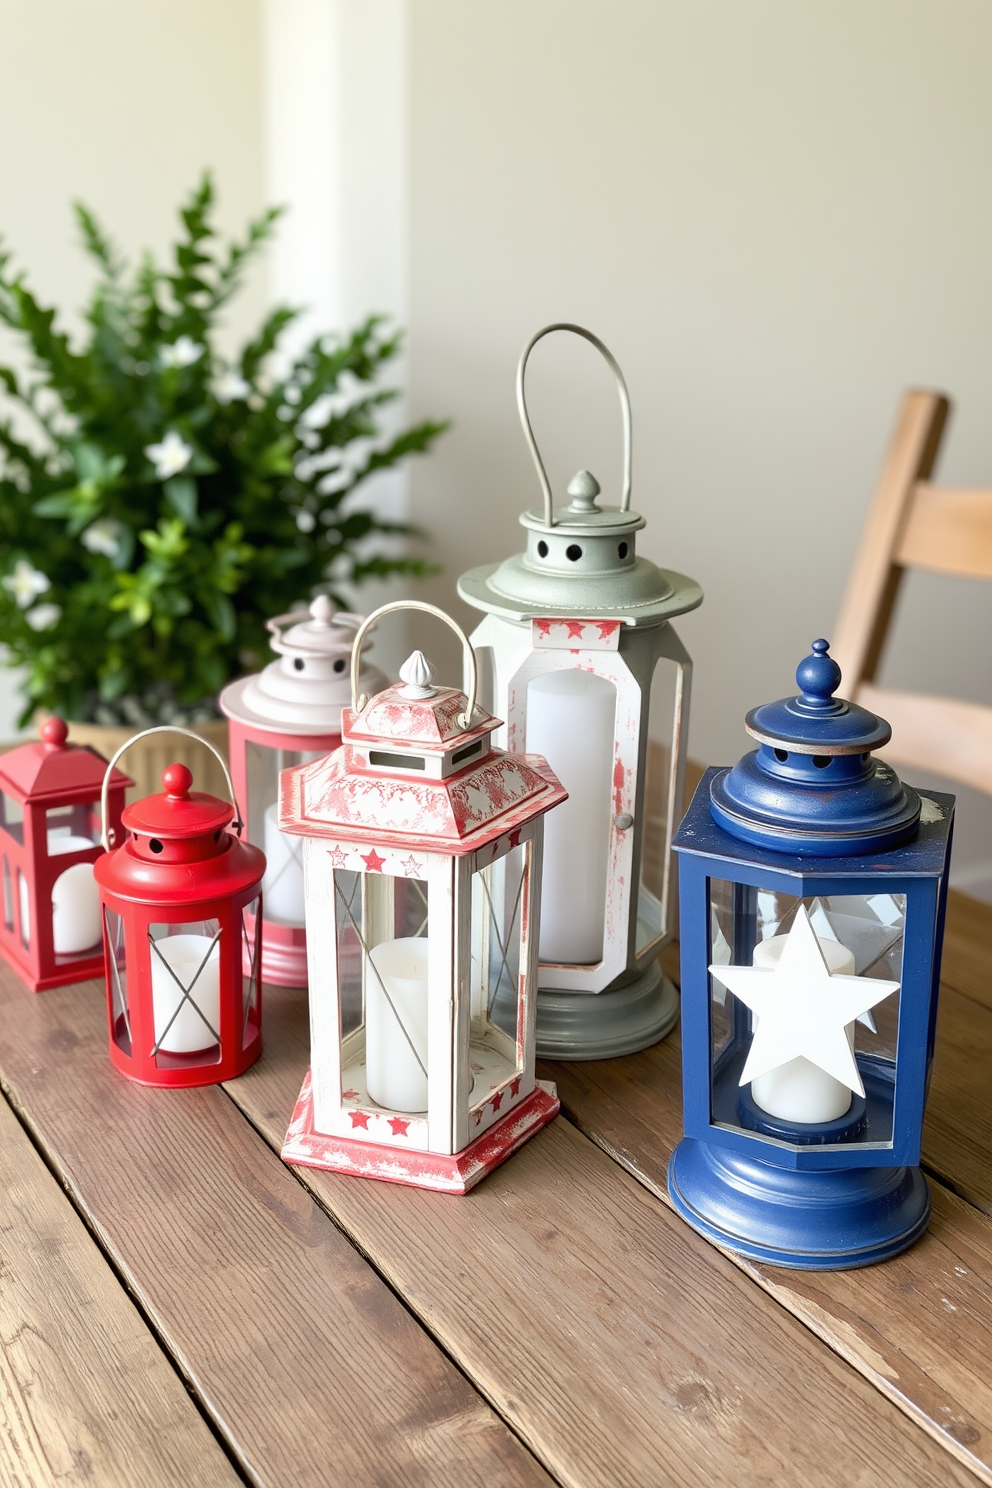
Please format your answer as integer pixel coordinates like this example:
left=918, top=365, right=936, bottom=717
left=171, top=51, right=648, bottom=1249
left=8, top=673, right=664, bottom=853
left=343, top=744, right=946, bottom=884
left=350, top=601, right=479, bottom=732
left=516, top=322, right=633, bottom=528
left=100, top=726, right=242, bottom=851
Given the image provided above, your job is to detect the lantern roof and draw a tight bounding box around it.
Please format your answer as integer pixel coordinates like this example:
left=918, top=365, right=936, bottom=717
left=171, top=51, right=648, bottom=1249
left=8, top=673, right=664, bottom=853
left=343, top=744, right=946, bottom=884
left=0, top=717, right=132, bottom=804
left=709, top=640, right=922, bottom=856
left=122, top=763, right=234, bottom=840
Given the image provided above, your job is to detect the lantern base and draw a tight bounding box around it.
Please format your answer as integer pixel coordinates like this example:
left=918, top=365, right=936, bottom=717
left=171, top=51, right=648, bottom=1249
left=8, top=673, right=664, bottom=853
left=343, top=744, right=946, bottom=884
left=0, top=940, right=106, bottom=994
left=667, top=1136, right=931, bottom=1270
left=494, top=959, right=679, bottom=1060
left=282, top=1071, right=560, bottom=1193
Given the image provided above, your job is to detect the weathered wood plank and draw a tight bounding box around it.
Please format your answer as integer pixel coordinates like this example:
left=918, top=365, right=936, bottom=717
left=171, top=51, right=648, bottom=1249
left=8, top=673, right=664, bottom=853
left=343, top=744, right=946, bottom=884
left=0, top=1088, right=240, bottom=1488
left=225, top=976, right=978, bottom=1488
left=942, top=890, right=992, bottom=1012
left=924, top=982, right=992, bottom=1216
left=0, top=964, right=553, bottom=1488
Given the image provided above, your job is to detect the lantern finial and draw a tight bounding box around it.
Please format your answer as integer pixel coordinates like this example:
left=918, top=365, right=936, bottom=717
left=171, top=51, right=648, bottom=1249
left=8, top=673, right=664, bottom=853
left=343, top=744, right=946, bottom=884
left=309, top=594, right=336, bottom=628
left=163, top=763, right=194, bottom=799
left=398, top=650, right=437, bottom=700
left=565, top=469, right=601, bottom=514
left=795, top=639, right=842, bottom=711
left=41, top=716, right=68, bottom=748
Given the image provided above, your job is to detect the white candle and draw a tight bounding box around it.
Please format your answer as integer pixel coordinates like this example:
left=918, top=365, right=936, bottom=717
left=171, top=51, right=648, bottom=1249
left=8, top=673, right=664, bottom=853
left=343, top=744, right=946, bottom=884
left=262, top=802, right=306, bottom=926
left=526, top=669, right=615, bottom=964
left=366, top=937, right=429, bottom=1112
left=49, top=833, right=101, bottom=955
left=749, top=933, right=857, bottom=1123
left=150, top=934, right=221, bottom=1054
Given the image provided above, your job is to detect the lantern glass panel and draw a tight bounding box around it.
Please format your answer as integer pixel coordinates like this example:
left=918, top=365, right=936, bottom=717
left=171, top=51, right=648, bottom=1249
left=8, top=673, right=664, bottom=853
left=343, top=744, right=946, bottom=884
left=241, top=895, right=261, bottom=1045
left=2, top=855, right=13, bottom=933
left=104, top=905, right=130, bottom=1055
left=45, top=803, right=101, bottom=853
left=246, top=742, right=325, bottom=927
left=148, top=918, right=223, bottom=1070
left=636, top=655, right=681, bottom=957
left=469, top=842, right=527, bottom=1105
left=17, top=870, right=29, bottom=948
left=334, top=867, right=431, bottom=1115
left=0, top=791, right=23, bottom=845
left=708, top=878, right=905, bottom=1151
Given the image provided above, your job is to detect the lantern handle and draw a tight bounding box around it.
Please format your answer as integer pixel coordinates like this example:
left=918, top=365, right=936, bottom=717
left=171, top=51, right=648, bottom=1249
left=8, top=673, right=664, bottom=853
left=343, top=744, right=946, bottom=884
left=350, top=601, right=478, bottom=732
left=516, top=322, right=633, bottom=528
left=100, top=726, right=242, bottom=851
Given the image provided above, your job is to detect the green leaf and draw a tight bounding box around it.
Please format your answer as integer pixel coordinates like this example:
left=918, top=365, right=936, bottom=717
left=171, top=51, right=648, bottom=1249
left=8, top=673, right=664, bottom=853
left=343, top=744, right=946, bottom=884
left=163, top=476, right=198, bottom=524
left=203, top=590, right=236, bottom=640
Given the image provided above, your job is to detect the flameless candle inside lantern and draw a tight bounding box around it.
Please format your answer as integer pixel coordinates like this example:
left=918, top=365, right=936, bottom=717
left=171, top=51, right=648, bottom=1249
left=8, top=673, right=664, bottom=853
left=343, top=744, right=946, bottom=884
left=150, top=934, right=222, bottom=1055
left=526, top=670, right=615, bottom=964
left=748, top=933, right=856, bottom=1124
left=262, top=803, right=306, bottom=926
left=48, top=834, right=101, bottom=954
left=366, top=936, right=429, bottom=1112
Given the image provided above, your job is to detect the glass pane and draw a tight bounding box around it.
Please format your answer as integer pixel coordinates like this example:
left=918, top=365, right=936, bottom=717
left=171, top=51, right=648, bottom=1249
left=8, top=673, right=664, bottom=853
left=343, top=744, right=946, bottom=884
left=247, top=741, right=324, bottom=927
left=241, top=895, right=261, bottom=1047
left=636, top=655, right=682, bottom=956
left=52, top=859, right=101, bottom=958
left=17, top=870, right=29, bottom=949
left=469, top=843, right=526, bottom=1112
left=45, top=803, right=100, bottom=854
left=148, top=919, right=222, bottom=1067
left=707, top=878, right=905, bottom=1150
left=0, top=792, right=23, bottom=846
left=526, top=669, right=615, bottom=966
left=104, top=906, right=130, bottom=1055
left=2, top=855, right=12, bottom=933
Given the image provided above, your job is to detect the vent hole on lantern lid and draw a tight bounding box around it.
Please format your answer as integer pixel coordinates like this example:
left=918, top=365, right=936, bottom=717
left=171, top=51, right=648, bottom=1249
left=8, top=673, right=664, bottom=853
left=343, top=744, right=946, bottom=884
left=618, top=541, right=629, bottom=559
left=813, top=755, right=832, bottom=769
left=333, top=658, right=346, bottom=673
left=774, top=748, right=789, bottom=762
left=213, top=829, right=221, bottom=842
left=293, top=657, right=305, bottom=672
left=537, top=540, right=548, bottom=558
left=566, top=544, right=582, bottom=562
left=149, top=839, right=164, bottom=854
left=369, top=750, right=426, bottom=771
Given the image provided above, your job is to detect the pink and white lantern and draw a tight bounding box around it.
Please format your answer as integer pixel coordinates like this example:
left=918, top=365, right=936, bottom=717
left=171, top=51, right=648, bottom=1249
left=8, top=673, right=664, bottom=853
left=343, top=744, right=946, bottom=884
left=279, top=601, right=567, bottom=1194
left=220, top=596, right=385, bottom=985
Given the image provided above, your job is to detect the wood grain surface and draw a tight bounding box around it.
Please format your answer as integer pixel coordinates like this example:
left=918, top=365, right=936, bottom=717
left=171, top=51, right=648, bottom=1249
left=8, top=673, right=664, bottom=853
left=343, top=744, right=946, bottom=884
left=226, top=976, right=980, bottom=1488
left=942, top=890, right=992, bottom=1011
left=0, top=1088, right=240, bottom=1488
left=0, top=965, right=552, bottom=1488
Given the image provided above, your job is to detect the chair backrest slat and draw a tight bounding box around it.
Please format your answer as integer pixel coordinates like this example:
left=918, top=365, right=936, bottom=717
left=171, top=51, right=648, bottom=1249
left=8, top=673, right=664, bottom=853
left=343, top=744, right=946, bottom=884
left=896, top=484, right=992, bottom=580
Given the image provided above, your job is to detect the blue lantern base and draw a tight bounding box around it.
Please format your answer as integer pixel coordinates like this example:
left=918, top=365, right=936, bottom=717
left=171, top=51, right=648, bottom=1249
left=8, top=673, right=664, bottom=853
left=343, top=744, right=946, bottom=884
left=667, top=1137, right=931, bottom=1269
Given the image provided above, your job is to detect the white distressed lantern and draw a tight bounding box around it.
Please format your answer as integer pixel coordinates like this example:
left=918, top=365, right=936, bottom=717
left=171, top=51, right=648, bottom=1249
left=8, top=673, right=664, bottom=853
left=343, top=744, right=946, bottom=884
left=459, top=323, right=703, bottom=1058
left=279, top=602, right=567, bottom=1193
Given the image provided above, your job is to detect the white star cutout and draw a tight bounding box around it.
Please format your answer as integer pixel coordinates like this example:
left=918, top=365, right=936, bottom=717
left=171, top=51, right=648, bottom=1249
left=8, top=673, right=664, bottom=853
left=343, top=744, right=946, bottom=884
left=709, top=905, right=900, bottom=1098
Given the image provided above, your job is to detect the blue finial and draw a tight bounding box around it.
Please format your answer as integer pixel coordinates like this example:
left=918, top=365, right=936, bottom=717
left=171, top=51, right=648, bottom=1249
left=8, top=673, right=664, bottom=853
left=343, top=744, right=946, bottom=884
left=795, top=638, right=842, bottom=711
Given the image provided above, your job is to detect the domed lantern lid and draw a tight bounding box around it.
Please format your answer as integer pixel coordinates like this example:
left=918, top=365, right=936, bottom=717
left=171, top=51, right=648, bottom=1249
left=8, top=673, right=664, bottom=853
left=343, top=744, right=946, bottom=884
left=457, top=323, right=702, bottom=627
left=0, top=717, right=132, bottom=804
left=709, top=639, right=921, bottom=856
left=219, top=595, right=386, bottom=735
left=279, top=602, right=568, bottom=854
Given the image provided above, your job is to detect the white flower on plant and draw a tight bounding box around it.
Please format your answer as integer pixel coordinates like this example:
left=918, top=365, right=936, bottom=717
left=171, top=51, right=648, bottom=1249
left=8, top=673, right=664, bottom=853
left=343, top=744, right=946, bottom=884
left=160, top=336, right=204, bottom=369
left=145, top=430, right=193, bottom=480
left=295, top=510, right=316, bottom=533
left=81, top=518, right=124, bottom=557
left=3, top=559, right=50, bottom=608
left=25, top=603, right=62, bottom=631
left=213, top=368, right=251, bottom=404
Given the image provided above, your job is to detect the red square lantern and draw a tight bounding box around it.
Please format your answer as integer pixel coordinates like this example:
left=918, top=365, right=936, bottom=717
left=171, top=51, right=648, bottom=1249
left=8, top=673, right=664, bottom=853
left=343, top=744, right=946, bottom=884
left=279, top=602, right=568, bottom=1193
left=94, top=728, right=266, bottom=1087
left=0, top=717, right=131, bottom=991
left=220, top=596, right=386, bottom=987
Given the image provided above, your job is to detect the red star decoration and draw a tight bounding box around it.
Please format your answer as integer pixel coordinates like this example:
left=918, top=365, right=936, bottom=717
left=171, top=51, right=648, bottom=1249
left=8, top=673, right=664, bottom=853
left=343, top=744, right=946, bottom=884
left=491, top=1091, right=504, bottom=1113
left=565, top=619, right=586, bottom=639
left=361, top=847, right=386, bottom=872
left=349, top=1109, right=371, bottom=1129
left=328, top=845, right=348, bottom=868
left=388, top=1117, right=410, bottom=1137
left=342, top=1089, right=360, bottom=1100
left=400, top=854, right=423, bottom=878
left=596, top=620, right=619, bottom=641
left=509, top=1077, right=521, bottom=1097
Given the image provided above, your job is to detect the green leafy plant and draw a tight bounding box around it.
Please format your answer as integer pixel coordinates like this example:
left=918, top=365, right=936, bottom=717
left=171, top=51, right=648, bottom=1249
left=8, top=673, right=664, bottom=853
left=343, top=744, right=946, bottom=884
left=0, top=174, right=446, bottom=727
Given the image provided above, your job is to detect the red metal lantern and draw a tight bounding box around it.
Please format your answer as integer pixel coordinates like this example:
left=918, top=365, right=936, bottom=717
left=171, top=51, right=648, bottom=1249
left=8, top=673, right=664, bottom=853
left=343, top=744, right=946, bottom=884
left=279, top=602, right=568, bottom=1193
left=0, top=717, right=131, bottom=991
left=220, top=596, right=386, bottom=987
left=94, top=727, right=266, bottom=1087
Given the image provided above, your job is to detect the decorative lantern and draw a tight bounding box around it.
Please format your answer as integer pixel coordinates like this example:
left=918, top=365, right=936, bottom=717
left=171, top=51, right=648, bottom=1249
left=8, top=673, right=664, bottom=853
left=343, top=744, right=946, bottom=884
left=94, top=727, right=266, bottom=1087
left=668, top=640, right=954, bottom=1269
left=220, top=595, right=386, bottom=986
left=279, top=601, right=567, bottom=1193
left=458, top=323, right=702, bottom=1059
left=0, top=717, right=131, bottom=992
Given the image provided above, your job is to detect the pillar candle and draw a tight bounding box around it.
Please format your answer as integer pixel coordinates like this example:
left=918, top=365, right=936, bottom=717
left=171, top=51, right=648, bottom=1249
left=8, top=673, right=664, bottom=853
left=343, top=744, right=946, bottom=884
left=49, top=833, right=101, bottom=955
left=749, top=932, right=857, bottom=1123
left=263, top=802, right=306, bottom=926
left=150, top=933, right=222, bottom=1054
left=526, top=669, right=615, bottom=964
left=366, top=936, right=429, bottom=1112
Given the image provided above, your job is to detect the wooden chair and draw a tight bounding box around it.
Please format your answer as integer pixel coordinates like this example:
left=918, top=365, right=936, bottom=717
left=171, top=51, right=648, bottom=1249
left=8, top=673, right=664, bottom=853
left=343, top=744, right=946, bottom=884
left=831, top=390, right=992, bottom=797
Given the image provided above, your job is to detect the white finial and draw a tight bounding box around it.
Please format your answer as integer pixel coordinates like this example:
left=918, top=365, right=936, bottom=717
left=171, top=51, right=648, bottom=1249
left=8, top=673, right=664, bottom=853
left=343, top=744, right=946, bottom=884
left=309, top=594, right=335, bottom=627
left=398, top=650, right=437, bottom=699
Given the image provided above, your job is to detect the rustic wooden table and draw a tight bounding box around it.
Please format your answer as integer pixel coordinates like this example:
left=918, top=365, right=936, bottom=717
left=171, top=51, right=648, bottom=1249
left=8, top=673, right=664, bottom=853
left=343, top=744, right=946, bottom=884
left=0, top=887, right=988, bottom=1487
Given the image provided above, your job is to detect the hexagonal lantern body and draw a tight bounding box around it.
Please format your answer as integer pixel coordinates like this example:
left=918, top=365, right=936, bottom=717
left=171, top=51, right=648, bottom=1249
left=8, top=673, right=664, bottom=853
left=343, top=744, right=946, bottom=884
left=459, top=324, right=702, bottom=1060
left=0, top=717, right=131, bottom=991
left=220, top=596, right=386, bottom=987
left=94, top=735, right=266, bottom=1088
left=668, top=641, right=955, bottom=1269
left=279, top=603, right=568, bottom=1193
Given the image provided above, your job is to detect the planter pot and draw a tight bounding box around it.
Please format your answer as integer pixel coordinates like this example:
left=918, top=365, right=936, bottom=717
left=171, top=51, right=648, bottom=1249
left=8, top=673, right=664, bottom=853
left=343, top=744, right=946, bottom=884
left=62, top=719, right=231, bottom=805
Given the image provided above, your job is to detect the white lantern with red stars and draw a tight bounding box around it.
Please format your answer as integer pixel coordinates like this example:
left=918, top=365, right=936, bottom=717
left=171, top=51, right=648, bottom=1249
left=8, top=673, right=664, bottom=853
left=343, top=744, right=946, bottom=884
left=279, top=602, right=567, bottom=1194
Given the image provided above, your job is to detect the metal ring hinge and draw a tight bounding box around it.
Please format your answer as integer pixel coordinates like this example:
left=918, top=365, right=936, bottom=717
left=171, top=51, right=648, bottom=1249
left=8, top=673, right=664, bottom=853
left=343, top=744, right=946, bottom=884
left=100, top=725, right=242, bottom=852
left=350, top=600, right=479, bottom=732
left=516, top=322, right=633, bottom=529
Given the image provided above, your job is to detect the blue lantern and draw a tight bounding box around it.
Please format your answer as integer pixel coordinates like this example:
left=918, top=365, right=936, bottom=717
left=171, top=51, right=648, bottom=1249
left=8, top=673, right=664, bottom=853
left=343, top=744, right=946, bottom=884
left=668, top=640, right=954, bottom=1269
